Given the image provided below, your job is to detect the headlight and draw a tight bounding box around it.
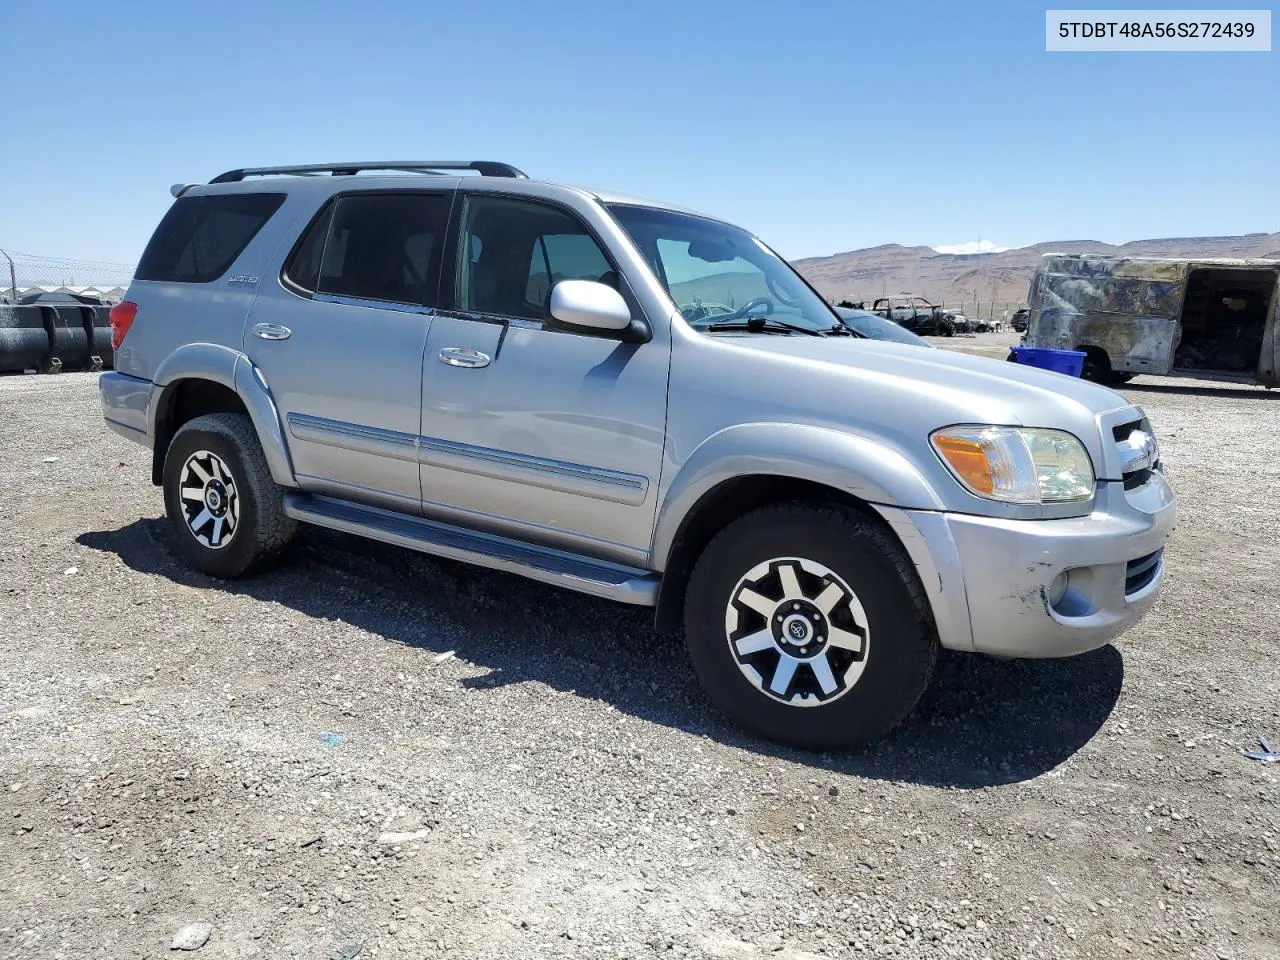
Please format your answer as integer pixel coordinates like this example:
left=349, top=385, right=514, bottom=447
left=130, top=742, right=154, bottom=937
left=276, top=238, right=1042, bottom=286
left=931, top=426, right=1095, bottom=503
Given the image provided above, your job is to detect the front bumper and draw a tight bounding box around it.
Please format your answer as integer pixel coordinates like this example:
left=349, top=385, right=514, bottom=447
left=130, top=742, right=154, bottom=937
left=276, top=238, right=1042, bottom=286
left=100, top=371, right=151, bottom=446
left=877, top=472, right=1176, bottom=658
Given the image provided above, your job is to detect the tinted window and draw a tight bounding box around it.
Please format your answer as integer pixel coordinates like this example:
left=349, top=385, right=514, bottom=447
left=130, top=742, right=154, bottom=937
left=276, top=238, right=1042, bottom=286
left=283, top=202, right=333, bottom=293
left=136, top=193, right=285, bottom=283
left=315, top=193, right=449, bottom=305
left=458, top=196, right=615, bottom=321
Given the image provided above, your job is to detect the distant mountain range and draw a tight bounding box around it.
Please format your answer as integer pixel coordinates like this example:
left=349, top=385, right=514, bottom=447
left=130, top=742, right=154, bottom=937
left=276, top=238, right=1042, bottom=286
left=792, top=232, right=1280, bottom=307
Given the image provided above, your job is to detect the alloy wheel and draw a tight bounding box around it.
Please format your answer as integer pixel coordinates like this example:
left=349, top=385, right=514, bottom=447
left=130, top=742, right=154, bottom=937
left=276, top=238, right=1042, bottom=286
left=177, top=450, right=240, bottom=549
left=724, top=557, right=871, bottom=707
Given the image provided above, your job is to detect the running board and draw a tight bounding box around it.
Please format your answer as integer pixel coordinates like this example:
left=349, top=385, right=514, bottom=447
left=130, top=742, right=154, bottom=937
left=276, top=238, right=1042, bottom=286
left=282, top=493, right=659, bottom=606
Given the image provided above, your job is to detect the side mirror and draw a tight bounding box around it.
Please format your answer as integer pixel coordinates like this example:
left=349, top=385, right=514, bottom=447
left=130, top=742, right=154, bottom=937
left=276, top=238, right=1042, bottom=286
left=549, top=279, right=632, bottom=332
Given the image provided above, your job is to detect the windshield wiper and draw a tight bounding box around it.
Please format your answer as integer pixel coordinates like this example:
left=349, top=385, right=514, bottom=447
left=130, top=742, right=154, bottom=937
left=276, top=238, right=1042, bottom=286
left=705, top=317, right=824, bottom=336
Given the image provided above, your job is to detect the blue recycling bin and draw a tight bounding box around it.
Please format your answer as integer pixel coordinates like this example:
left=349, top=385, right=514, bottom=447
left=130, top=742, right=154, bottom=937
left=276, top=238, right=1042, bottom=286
left=1008, top=346, right=1086, bottom=378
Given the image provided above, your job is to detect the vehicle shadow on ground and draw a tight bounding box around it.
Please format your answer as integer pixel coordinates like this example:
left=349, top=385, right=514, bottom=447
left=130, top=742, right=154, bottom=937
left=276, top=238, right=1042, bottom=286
left=79, top=519, right=1124, bottom=790
left=1123, top=380, right=1278, bottom=400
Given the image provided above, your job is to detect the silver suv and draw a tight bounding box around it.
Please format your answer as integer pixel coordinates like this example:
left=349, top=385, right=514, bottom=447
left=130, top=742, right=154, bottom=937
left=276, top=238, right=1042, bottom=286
left=100, top=160, right=1175, bottom=749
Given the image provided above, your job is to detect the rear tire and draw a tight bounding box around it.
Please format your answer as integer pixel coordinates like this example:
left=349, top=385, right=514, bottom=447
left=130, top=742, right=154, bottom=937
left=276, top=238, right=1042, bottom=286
left=1081, top=350, right=1113, bottom=383
left=162, top=413, right=296, bottom=579
left=682, top=503, right=937, bottom=750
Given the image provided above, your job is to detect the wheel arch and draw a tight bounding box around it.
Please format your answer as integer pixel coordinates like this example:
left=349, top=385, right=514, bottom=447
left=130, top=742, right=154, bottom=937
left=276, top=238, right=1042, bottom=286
left=649, top=423, right=945, bottom=632
left=1078, top=344, right=1112, bottom=382
left=148, top=344, right=295, bottom=487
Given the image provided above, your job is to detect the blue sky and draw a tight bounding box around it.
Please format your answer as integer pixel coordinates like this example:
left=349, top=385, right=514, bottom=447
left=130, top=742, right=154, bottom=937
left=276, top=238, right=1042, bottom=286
left=1, top=0, right=1275, bottom=264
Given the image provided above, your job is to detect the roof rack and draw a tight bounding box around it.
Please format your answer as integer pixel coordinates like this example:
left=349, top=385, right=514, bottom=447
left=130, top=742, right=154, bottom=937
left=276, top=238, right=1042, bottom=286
left=209, top=161, right=527, bottom=183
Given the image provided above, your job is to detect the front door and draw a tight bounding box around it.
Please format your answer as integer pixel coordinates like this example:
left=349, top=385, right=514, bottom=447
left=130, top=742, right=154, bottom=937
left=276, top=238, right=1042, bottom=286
left=246, top=189, right=453, bottom=513
left=418, top=193, right=669, bottom=565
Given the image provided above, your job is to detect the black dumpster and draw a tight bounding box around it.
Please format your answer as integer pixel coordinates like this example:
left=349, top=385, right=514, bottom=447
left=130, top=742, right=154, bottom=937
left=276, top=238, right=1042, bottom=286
left=41, top=304, right=91, bottom=371
left=0, top=304, right=51, bottom=372
left=87, top=305, right=114, bottom=369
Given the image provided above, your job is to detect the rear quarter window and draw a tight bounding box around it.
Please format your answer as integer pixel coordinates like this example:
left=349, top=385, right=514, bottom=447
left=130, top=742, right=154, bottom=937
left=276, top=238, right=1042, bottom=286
left=135, top=193, right=285, bottom=283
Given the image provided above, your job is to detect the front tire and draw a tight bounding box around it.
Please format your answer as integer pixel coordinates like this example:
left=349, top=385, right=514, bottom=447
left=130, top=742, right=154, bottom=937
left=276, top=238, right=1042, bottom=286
left=683, top=503, right=938, bottom=750
left=162, top=413, right=296, bottom=579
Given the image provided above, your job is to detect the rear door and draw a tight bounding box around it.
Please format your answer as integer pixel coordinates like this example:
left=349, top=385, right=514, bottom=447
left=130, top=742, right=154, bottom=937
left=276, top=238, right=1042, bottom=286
left=416, top=192, right=669, bottom=564
left=246, top=189, right=453, bottom=513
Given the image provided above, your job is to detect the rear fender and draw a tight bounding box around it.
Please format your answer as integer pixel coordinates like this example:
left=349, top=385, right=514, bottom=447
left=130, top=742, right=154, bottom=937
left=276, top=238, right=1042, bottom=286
left=149, top=343, right=296, bottom=486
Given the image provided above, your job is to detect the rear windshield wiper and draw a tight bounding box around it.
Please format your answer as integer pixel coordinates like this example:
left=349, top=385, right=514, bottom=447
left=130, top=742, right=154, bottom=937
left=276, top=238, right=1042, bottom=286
left=705, top=317, right=824, bottom=336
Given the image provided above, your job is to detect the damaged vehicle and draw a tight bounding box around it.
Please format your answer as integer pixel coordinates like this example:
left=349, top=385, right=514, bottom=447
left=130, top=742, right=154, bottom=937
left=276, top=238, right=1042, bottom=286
left=102, top=161, right=1175, bottom=750
left=871, top=295, right=958, bottom=337
left=1024, top=254, right=1279, bottom=386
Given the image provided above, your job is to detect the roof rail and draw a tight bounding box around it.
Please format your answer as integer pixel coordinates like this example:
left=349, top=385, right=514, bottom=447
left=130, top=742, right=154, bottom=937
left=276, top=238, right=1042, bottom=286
left=209, top=161, right=527, bottom=184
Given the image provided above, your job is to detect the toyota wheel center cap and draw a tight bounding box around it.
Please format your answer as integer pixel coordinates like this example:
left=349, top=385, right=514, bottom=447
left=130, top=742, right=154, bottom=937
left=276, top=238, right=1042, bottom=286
left=782, top=614, right=812, bottom=645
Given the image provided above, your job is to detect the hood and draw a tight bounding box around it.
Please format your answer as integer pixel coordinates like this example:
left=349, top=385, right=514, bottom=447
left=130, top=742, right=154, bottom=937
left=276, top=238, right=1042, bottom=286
left=676, top=333, right=1140, bottom=492
left=735, top=335, right=1129, bottom=425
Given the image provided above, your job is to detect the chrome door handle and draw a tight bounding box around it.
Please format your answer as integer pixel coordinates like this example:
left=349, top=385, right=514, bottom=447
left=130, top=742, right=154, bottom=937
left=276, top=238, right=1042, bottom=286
left=253, top=322, right=292, bottom=341
left=438, top=347, right=490, bottom=368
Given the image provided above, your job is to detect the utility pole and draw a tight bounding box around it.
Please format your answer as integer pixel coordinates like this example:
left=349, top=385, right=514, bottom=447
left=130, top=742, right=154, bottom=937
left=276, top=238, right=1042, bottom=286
left=0, top=250, right=16, bottom=302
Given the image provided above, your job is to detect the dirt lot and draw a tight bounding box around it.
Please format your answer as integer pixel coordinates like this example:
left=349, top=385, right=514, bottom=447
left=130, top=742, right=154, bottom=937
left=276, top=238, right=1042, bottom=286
left=1, top=349, right=1278, bottom=960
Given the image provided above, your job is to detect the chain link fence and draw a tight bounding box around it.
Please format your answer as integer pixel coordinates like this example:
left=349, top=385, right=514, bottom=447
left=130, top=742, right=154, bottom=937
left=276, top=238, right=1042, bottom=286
left=0, top=249, right=1028, bottom=325
left=0, top=250, right=134, bottom=303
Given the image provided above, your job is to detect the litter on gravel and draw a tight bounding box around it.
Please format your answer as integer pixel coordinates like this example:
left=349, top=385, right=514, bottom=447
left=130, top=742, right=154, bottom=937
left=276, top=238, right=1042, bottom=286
left=170, top=922, right=212, bottom=951
left=1243, top=735, right=1280, bottom=763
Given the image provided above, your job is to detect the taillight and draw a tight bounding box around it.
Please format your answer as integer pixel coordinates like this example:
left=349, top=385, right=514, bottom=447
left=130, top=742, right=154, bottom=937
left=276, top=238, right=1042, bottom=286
left=109, top=301, right=138, bottom=350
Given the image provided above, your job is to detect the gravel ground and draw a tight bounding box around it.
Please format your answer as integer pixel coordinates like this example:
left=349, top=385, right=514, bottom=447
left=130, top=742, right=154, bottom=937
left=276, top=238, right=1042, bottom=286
left=1, top=359, right=1277, bottom=960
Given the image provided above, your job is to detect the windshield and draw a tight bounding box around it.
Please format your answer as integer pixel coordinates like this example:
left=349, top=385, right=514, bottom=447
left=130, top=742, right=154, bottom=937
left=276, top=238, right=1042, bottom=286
left=608, top=205, right=839, bottom=333
left=835, top=308, right=928, bottom=345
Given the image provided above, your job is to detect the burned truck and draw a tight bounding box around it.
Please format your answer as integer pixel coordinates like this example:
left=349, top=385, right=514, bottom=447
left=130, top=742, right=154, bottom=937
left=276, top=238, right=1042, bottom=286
left=1023, top=254, right=1278, bottom=387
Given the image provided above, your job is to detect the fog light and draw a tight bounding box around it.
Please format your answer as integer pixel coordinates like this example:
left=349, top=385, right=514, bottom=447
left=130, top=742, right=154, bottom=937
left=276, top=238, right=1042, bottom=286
left=1047, top=571, right=1069, bottom=607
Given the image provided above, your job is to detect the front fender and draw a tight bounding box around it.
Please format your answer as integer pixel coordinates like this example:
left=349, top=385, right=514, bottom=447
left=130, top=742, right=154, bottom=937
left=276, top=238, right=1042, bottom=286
left=650, top=422, right=944, bottom=569
left=149, top=342, right=296, bottom=487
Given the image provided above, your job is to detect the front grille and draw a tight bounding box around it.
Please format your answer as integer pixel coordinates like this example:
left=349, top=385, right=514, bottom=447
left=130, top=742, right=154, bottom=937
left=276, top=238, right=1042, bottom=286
left=1123, top=468, right=1153, bottom=490
left=1112, top=421, right=1142, bottom=444
left=1125, top=550, right=1162, bottom=595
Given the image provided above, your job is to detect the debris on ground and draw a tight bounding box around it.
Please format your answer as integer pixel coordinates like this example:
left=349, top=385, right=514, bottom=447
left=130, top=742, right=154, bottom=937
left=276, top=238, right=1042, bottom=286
left=1243, top=735, right=1280, bottom=763
left=433, top=650, right=456, bottom=665
left=170, top=922, right=212, bottom=951
left=377, top=829, right=429, bottom=844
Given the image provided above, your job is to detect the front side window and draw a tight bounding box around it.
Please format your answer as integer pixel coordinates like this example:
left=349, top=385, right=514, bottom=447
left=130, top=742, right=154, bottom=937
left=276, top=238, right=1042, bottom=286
left=136, top=192, right=285, bottom=283
left=608, top=204, right=838, bottom=333
left=283, top=192, right=449, bottom=305
left=457, top=196, right=616, bottom=322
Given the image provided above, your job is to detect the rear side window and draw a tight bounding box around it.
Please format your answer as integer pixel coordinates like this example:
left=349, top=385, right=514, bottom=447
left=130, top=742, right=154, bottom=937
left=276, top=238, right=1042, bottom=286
left=136, top=193, right=285, bottom=283
left=283, top=203, right=333, bottom=293
left=281, top=193, right=450, bottom=306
